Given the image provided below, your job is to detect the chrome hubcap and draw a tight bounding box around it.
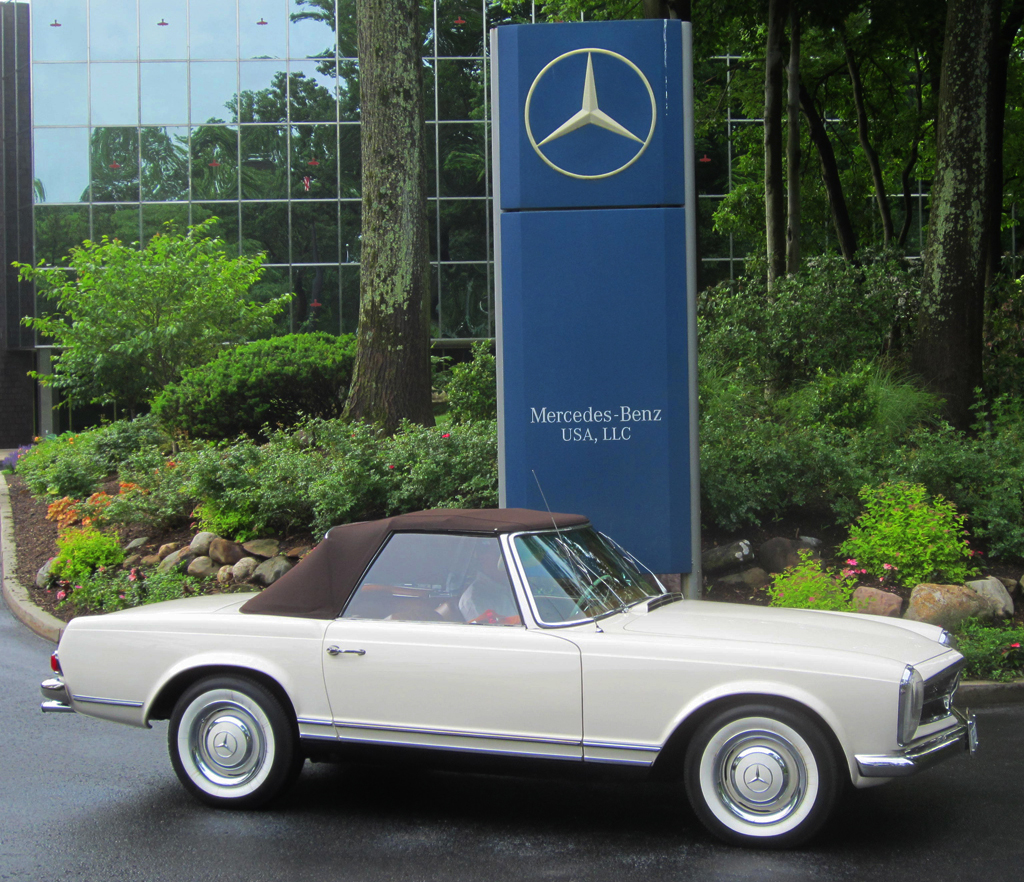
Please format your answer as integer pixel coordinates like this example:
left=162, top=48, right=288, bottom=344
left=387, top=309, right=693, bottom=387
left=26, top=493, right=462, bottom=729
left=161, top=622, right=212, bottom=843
left=715, top=730, right=805, bottom=824
left=190, top=701, right=266, bottom=787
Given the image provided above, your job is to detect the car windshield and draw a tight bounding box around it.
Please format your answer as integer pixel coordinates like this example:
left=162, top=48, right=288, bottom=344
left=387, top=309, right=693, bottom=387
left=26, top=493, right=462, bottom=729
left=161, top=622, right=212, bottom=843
left=513, top=527, right=663, bottom=624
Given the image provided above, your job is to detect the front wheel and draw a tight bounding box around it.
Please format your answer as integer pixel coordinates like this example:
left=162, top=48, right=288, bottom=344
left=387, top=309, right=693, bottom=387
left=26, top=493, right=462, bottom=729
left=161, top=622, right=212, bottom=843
left=169, top=675, right=301, bottom=808
left=683, top=703, right=840, bottom=848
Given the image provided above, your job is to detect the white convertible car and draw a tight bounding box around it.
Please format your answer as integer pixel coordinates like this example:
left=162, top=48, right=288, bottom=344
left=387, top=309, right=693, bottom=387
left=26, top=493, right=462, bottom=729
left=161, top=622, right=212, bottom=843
left=41, top=509, right=976, bottom=847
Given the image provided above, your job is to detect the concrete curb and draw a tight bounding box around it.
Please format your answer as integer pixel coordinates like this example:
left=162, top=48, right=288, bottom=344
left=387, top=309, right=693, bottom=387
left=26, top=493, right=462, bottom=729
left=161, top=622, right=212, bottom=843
left=0, top=475, right=65, bottom=643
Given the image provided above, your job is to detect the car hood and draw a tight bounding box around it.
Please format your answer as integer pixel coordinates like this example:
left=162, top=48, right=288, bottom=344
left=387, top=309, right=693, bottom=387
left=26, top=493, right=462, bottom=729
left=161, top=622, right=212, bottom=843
left=618, top=599, right=947, bottom=665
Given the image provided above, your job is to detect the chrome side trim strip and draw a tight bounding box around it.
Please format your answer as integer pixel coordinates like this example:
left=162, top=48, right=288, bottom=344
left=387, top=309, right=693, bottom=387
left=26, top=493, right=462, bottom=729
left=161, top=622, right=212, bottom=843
left=71, top=695, right=144, bottom=708
left=332, top=720, right=581, bottom=748
left=583, top=740, right=660, bottom=754
left=297, top=717, right=336, bottom=729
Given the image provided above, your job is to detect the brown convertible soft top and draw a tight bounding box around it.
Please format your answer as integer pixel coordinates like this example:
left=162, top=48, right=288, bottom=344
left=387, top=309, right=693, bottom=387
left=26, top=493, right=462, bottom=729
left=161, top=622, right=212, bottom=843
left=238, top=508, right=590, bottom=619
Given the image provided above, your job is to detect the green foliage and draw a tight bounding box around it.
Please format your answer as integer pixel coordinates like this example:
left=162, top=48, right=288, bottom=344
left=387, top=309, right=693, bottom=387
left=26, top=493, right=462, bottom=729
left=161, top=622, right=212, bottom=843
left=57, top=567, right=211, bottom=615
left=955, top=620, right=1024, bottom=682
left=17, top=433, right=107, bottom=501
left=840, top=482, right=976, bottom=587
left=984, top=275, right=1024, bottom=398
left=51, top=527, right=126, bottom=585
left=103, top=447, right=199, bottom=530
left=767, top=550, right=856, bottom=612
left=446, top=341, right=497, bottom=423
left=153, top=333, right=357, bottom=440
left=16, top=218, right=290, bottom=413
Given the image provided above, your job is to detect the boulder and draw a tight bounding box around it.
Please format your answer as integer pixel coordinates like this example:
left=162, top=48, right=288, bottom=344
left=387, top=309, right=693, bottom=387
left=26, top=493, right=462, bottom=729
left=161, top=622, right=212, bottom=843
left=186, top=556, right=220, bottom=579
left=189, top=532, right=217, bottom=556
left=158, top=548, right=197, bottom=574
left=242, top=538, right=280, bottom=560
left=123, top=554, right=142, bottom=569
left=904, top=583, right=1000, bottom=629
left=157, top=543, right=178, bottom=560
left=997, top=576, right=1021, bottom=597
left=232, top=557, right=259, bottom=583
left=758, top=538, right=819, bottom=574
left=284, top=544, right=312, bottom=560
left=209, top=538, right=247, bottom=566
left=966, top=577, right=1014, bottom=619
left=141, top=554, right=162, bottom=566
left=852, top=586, right=903, bottom=617
left=713, top=567, right=771, bottom=591
left=702, top=541, right=753, bottom=575
left=124, top=537, right=149, bottom=552
left=252, top=556, right=294, bottom=587
left=35, top=558, right=55, bottom=589
left=217, top=565, right=234, bottom=584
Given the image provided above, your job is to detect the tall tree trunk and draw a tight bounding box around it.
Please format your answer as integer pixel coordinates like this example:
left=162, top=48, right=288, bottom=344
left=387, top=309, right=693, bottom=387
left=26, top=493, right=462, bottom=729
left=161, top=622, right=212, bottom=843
left=345, top=0, right=434, bottom=432
left=843, top=35, right=894, bottom=248
left=912, top=0, right=1000, bottom=429
left=786, top=6, right=801, bottom=275
left=984, top=0, right=1024, bottom=285
left=800, top=84, right=858, bottom=261
left=765, top=0, right=788, bottom=284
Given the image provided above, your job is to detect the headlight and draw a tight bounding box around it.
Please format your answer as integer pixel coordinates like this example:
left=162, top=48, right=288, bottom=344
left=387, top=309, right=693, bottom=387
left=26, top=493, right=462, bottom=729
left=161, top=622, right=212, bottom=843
left=938, top=629, right=958, bottom=650
left=898, top=665, right=925, bottom=745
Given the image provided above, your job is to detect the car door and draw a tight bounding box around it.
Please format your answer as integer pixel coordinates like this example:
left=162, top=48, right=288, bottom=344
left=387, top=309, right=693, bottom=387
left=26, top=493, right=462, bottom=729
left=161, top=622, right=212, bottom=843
left=321, top=533, right=583, bottom=759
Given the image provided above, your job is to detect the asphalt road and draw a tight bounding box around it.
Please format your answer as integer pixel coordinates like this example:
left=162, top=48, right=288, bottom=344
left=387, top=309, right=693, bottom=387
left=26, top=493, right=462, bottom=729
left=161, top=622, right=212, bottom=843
left=2, top=596, right=1022, bottom=882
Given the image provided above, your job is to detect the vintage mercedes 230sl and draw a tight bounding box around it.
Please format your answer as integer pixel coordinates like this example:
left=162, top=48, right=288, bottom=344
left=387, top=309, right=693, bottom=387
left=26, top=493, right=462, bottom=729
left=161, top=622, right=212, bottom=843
left=40, top=509, right=976, bottom=847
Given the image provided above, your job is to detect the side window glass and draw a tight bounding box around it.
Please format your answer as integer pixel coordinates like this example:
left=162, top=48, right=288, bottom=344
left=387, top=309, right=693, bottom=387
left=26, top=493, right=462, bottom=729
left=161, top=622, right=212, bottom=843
left=343, top=534, right=521, bottom=625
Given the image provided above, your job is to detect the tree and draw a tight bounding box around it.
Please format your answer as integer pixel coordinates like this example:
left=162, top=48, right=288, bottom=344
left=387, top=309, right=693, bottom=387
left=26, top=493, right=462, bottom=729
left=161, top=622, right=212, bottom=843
left=16, top=219, right=290, bottom=415
left=343, top=0, right=434, bottom=431
left=764, top=0, right=789, bottom=282
left=912, top=0, right=1001, bottom=429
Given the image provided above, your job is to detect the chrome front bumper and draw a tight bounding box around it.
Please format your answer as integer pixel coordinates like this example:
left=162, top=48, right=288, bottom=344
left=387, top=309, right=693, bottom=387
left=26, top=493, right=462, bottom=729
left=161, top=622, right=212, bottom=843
left=856, top=708, right=977, bottom=778
left=40, top=677, right=75, bottom=714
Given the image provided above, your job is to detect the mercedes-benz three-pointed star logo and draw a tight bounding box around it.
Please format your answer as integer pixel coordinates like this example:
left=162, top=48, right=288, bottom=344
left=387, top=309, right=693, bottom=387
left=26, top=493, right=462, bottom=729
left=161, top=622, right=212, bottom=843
left=524, top=48, right=657, bottom=180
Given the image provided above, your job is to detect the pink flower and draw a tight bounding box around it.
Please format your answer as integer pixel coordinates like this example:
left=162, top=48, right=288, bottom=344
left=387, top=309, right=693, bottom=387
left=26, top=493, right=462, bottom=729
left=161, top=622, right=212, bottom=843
left=56, top=590, right=66, bottom=601
left=441, top=433, right=451, bottom=439
left=118, top=593, right=126, bottom=600
left=883, top=563, right=895, bottom=570
left=387, top=465, right=395, bottom=470
left=846, top=558, right=858, bottom=566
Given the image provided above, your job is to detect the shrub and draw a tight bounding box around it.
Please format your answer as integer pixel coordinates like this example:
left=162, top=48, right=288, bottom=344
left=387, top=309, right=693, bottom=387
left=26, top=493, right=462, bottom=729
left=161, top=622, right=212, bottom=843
left=153, top=333, right=357, bottom=440
left=103, top=446, right=200, bottom=530
left=767, top=550, right=856, bottom=612
left=57, top=567, right=208, bottom=614
left=839, top=482, right=976, bottom=588
left=17, top=432, right=107, bottom=501
left=446, top=340, right=497, bottom=423
left=51, top=527, right=125, bottom=585
left=955, top=620, right=1024, bottom=682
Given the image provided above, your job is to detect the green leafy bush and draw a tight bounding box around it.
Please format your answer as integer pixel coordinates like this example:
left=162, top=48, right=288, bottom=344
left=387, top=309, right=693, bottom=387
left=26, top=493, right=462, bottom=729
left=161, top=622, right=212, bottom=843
left=767, top=550, right=856, bottom=612
left=51, top=527, right=126, bottom=585
left=446, top=340, right=497, bottom=423
left=103, top=446, right=200, bottom=529
left=955, top=620, right=1024, bottom=682
left=17, top=433, right=107, bottom=501
left=57, top=567, right=209, bottom=614
left=840, top=482, right=976, bottom=588
left=153, top=332, right=357, bottom=440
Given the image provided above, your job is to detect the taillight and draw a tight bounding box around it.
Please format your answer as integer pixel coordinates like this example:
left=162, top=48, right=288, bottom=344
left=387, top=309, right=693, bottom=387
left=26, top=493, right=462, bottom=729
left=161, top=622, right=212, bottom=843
left=50, top=652, right=62, bottom=674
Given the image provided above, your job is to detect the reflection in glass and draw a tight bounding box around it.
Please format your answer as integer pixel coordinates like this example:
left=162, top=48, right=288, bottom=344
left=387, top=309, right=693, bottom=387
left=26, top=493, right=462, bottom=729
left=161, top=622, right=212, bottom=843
left=290, top=124, right=337, bottom=198
left=190, top=3, right=238, bottom=59
left=240, top=126, right=288, bottom=199
left=438, top=263, right=492, bottom=338
left=438, top=123, right=486, bottom=197
left=91, top=63, right=139, bottom=126
left=437, top=199, right=487, bottom=261
left=239, top=62, right=289, bottom=123
left=141, top=62, right=188, bottom=124
left=90, top=127, right=140, bottom=202
left=92, top=205, right=142, bottom=243
left=32, top=1, right=88, bottom=62
left=292, top=201, right=339, bottom=263
left=241, top=0, right=287, bottom=59
left=332, top=0, right=358, bottom=58
left=89, top=0, right=139, bottom=61
left=32, top=63, right=88, bottom=126
left=241, top=201, right=288, bottom=262
left=191, top=126, right=239, bottom=200
left=33, top=128, right=90, bottom=203
left=141, top=127, right=189, bottom=200
left=250, top=265, right=294, bottom=333
left=34, top=206, right=90, bottom=264
left=289, top=0, right=337, bottom=58
left=141, top=203, right=190, bottom=241
left=190, top=62, right=239, bottom=124
left=436, top=59, right=485, bottom=122
left=336, top=60, right=359, bottom=120
left=338, top=123, right=360, bottom=196
left=292, top=265, right=339, bottom=333
left=191, top=204, right=241, bottom=252
left=140, top=0, right=187, bottom=59
left=288, top=62, right=337, bottom=122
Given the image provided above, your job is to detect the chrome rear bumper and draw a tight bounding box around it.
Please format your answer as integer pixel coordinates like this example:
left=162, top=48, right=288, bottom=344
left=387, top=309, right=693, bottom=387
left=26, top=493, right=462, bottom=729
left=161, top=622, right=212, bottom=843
left=856, top=707, right=977, bottom=778
left=40, top=677, right=75, bottom=714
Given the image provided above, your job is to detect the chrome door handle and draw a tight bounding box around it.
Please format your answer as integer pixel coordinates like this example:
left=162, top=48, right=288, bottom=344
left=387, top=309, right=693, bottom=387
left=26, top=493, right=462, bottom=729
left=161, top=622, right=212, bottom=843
left=326, top=646, right=366, bottom=656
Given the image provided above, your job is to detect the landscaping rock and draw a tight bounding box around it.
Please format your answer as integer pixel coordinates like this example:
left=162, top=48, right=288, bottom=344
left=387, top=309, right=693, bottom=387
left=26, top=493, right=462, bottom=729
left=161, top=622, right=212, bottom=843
left=966, top=577, right=1014, bottom=619
left=797, top=536, right=822, bottom=548
left=157, top=543, right=178, bottom=560
left=758, top=538, right=819, bottom=574
left=243, top=538, right=280, bottom=559
left=186, top=556, right=219, bottom=579
left=217, top=565, right=234, bottom=584
left=124, top=537, right=149, bottom=552
left=35, top=558, right=55, bottom=589
left=904, top=583, right=1000, bottom=629
left=189, top=532, right=217, bottom=556
left=158, top=548, right=196, bottom=574
left=852, top=586, right=903, bottom=617
left=252, top=556, right=293, bottom=587
left=284, top=544, right=312, bottom=560
left=713, top=567, right=771, bottom=591
left=141, top=554, right=162, bottom=566
left=232, top=557, right=259, bottom=583
left=702, top=541, right=753, bottom=575
left=209, top=538, right=246, bottom=566
left=123, top=554, right=142, bottom=568
left=998, top=576, right=1021, bottom=597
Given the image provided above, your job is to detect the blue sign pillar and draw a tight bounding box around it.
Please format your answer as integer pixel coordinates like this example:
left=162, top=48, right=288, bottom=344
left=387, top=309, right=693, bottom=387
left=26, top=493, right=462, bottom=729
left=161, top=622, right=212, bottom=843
left=491, top=20, right=700, bottom=594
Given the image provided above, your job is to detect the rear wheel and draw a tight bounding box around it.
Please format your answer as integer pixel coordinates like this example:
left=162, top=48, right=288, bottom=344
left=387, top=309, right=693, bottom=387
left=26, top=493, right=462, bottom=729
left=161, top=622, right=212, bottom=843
left=168, top=675, right=301, bottom=808
left=683, top=703, right=840, bottom=848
